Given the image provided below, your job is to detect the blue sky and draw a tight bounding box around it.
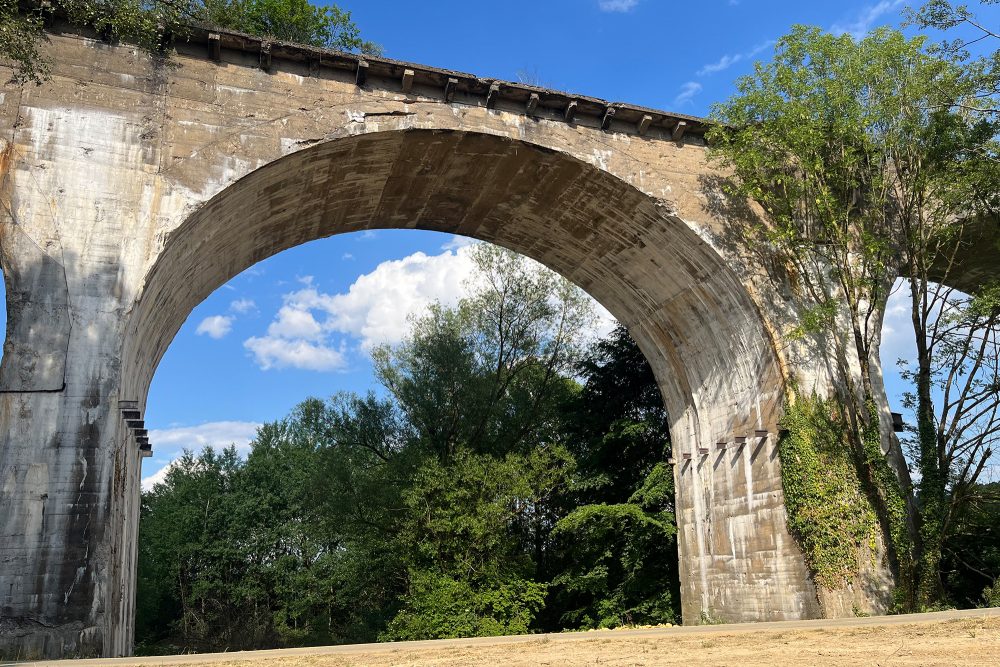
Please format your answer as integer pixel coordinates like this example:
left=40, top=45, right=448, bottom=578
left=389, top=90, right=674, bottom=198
left=6, top=1, right=999, bottom=487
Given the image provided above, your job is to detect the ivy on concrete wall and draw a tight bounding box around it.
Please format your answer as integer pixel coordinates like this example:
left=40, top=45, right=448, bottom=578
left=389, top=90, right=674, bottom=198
left=777, top=395, right=881, bottom=590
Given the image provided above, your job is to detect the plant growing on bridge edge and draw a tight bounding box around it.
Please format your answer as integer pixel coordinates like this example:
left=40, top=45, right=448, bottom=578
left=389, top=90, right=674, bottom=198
left=707, top=20, right=999, bottom=609
left=0, top=0, right=379, bottom=85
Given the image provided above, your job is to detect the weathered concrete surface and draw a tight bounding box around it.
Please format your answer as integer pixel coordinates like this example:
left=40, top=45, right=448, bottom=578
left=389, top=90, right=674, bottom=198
left=0, top=27, right=996, bottom=659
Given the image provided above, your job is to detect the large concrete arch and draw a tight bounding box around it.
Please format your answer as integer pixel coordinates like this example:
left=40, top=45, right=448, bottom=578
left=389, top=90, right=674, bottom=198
left=6, top=25, right=994, bottom=658
left=121, top=128, right=769, bottom=423
left=110, top=127, right=812, bottom=653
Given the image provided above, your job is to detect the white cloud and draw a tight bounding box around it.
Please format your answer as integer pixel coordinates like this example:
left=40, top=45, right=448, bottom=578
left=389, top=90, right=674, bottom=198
left=230, top=298, right=256, bottom=314
left=831, top=0, right=905, bottom=39
left=697, top=40, right=775, bottom=76
left=342, top=252, right=355, bottom=260
left=880, top=282, right=915, bottom=369
left=441, top=235, right=477, bottom=251
left=243, top=246, right=619, bottom=373
left=196, top=315, right=234, bottom=339
left=673, top=81, right=702, bottom=107
left=244, top=336, right=347, bottom=371
left=267, top=305, right=324, bottom=340
left=148, top=420, right=261, bottom=452
left=140, top=420, right=261, bottom=491
left=312, top=248, right=478, bottom=349
left=598, top=0, right=639, bottom=11
left=141, top=462, right=174, bottom=491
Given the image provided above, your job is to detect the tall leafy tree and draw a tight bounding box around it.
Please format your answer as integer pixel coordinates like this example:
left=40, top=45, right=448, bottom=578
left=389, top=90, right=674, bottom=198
left=367, top=244, right=593, bottom=636
left=137, top=446, right=249, bottom=651
left=372, top=244, right=594, bottom=461
left=708, top=23, right=999, bottom=608
left=897, top=0, right=1000, bottom=607
left=545, top=326, right=678, bottom=629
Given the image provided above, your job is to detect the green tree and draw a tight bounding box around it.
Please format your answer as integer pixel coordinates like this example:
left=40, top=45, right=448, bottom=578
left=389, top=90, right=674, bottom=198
left=549, top=466, right=678, bottom=629
left=137, top=446, right=251, bottom=651
left=708, top=23, right=999, bottom=608
left=137, top=402, right=363, bottom=651
left=381, top=449, right=550, bottom=640
left=373, top=244, right=595, bottom=461
left=896, top=0, right=1000, bottom=608
left=907, top=0, right=999, bottom=117
left=364, top=245, right=596, bottom=639
left=197, top=0, right=379, bottom=52
left=1, top=1, right=50, bottom=83
left=544, top=326, right=679, bottom=629
left=565, top=325, right=672, bottom=505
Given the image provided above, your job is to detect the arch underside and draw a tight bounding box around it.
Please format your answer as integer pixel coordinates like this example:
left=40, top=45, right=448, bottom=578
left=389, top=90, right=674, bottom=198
left=927, top=213, right=1000, bottom=295
left=122, top=128, right=782, bottom=434
left=120, top=127, right=813, bottom=625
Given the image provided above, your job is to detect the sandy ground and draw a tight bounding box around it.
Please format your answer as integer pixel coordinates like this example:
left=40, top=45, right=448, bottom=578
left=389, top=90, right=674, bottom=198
left=20, top=608, right=1000, bottom=667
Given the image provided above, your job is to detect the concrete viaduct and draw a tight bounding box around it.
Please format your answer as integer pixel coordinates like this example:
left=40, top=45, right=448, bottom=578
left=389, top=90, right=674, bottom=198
left=0, top=25, right=996, bottom=659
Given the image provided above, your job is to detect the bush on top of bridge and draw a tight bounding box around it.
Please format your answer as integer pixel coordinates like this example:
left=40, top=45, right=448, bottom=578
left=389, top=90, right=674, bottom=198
left=1, top=0, right=379, bottom=84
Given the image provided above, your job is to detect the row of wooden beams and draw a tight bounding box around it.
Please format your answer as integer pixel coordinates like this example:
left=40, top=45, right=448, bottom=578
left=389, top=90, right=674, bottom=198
left=120, top=400, right=152, bottom=456
left=206, top=39, right=692, bottom=138
left=666, top=429, right=774, bottom=465
left=486, top=82, right=501, bottom=109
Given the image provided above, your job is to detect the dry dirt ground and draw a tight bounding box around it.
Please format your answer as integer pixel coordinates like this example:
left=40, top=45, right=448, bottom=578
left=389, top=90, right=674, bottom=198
left=24, top=608, right=1000, bottom=667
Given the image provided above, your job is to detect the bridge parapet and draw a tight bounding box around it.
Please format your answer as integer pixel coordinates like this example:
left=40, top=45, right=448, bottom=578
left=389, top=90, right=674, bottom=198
left=176, top=23, right=707, bottom=143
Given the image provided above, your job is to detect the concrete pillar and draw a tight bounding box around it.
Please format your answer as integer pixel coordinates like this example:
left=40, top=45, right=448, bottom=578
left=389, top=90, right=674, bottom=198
left=0, top=232, right=139, bottom=659
left=0, top=94, right=146, bottom=656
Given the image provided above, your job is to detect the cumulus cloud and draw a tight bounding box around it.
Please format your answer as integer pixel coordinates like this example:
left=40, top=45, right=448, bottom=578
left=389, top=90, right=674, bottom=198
left=148, top=420, right=261, bottom=452
left=243, top=246, right=619, bottom=373
left=230, top=298, right=256, bottom=314
left=598, top=0, right=639, bottom=11
left=140, top=420, right=261, bottom=490
left=673, top=81, right=702, bottom=107
left=244, top=336, right=347, bottom=371
left=140, top=463, right=174, bottom=491
left=831, top=0, right=905, bottom=39
left=879, top=283, right=915, bottom=369
left=267, top=305, right=324, bottom=340
left=196, top=315, right=234, bottom=339
left=241, top=249, right=475, bottom=372
left=287, top=248, right=474, bottom=352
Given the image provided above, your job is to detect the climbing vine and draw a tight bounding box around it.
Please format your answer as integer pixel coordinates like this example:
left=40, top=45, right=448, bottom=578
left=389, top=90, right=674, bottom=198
left=777, top=395, right=881, bottom=590
left=860, top=399, right=915, bottom=609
